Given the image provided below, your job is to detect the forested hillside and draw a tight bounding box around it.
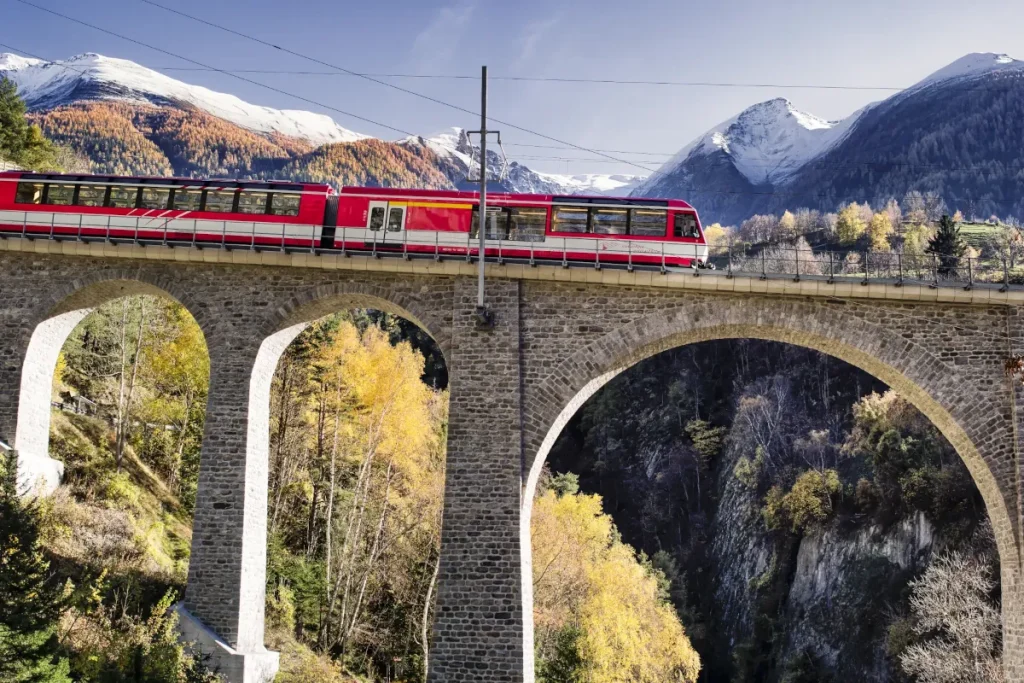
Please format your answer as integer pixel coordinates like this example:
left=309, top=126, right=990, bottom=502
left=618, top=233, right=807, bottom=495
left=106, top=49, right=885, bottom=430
left=547, top=340, right=1000, bottom=682
left=30, top=102, right=454, bottom=190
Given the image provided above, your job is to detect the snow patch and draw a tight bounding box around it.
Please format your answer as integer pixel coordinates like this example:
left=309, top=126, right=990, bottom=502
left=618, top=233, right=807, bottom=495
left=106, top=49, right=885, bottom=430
left=0, top=52, right=367, bottom=145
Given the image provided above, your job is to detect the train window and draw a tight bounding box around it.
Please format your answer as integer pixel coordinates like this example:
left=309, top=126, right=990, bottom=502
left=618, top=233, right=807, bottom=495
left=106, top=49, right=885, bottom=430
left=551, top=205, right=590, bottom=233
left=205, top=190, right=235, bottom=213
left=140, top=187, right=172, bottom=210
left=674, top=212, right=700, bottom=238
left=387, top=206, right=405, bottom=232
left=629, top=209, right=667, bottom=236
left=368, top=205, right=386, bottom=231
left=174, top=189, right=202, bottom=211
left=77, top=185, right=106, bottom=207
left=471, top=208, right=509, bottom=240
left=15, top=182, right=44, bottom=204
left=45, top=184, right=75, bottom=206
left=238, top=192, right=269, bottom=214
left=507, top=208, right=546, bottom=242
left=269, top=193, right=301, bottom=217
left=108, top=186, right=138, bottom=209
left=592, top=207, right=628, bottom=235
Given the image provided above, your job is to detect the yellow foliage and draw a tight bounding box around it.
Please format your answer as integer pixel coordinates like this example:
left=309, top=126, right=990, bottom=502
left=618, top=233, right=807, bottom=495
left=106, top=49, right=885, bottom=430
left=778, top=210, right=797, bottom=238
left=703, top=223, right=729, bottom=246
left=532, top=490, right=701, bottom=682
left=836, top=203, right=867, bottom=245
left=868, top=212, right=894, bottom=252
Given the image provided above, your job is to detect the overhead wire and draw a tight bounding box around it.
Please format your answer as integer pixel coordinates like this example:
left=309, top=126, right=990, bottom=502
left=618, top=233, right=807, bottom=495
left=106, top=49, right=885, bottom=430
left=9, top=0, right=419, bottom=139
left=9, top=1, right=1022, bottom=203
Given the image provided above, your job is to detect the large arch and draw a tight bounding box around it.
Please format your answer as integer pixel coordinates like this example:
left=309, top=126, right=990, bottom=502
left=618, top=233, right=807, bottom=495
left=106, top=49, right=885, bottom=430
left=519, top=302, right=1020, bottom=681
left=176, top=280, right=454, bottom=679
left=6, top=273, right=210, bottom=495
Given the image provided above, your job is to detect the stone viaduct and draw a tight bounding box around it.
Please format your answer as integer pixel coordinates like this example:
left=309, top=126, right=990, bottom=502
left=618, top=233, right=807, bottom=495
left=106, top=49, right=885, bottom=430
left=2, top=237, right=1024, bottom=682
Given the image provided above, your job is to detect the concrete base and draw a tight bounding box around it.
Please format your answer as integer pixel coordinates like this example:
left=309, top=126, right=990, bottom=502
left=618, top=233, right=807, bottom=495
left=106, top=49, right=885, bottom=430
left=174, top=604, right=280, bottom=683
left=16, top=452, right=64, bottom=497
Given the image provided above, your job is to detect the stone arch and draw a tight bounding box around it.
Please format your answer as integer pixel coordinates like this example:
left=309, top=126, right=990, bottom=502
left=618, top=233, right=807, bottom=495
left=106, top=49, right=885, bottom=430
left=519, top=298, right=1020, bottom=680
left=246, top=282, right=453, bottom=484
left=10, top=272, right=210, bottom=494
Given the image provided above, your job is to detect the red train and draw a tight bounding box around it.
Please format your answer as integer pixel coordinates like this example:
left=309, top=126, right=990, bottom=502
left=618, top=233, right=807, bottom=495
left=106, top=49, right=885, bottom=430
left=0, top=171, right=710, bottom=269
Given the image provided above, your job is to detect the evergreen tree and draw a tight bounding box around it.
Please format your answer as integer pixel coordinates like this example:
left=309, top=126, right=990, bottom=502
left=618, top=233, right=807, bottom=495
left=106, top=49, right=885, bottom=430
left=0, top=451, right=72, bottom=683
left=0, top=77, right=60, bottom=170
left=0, top=76, right=30, bottom=161
left=926, top=214, right=967, bottom=277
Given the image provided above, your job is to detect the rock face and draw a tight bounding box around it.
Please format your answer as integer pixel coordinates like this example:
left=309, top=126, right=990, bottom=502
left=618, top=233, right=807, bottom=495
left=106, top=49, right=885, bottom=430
left=783, top=514, right=934, bottom=681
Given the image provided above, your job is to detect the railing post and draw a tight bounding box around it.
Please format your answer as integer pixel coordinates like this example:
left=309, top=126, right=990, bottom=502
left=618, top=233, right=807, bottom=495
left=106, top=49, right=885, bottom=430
left=627, top=241, right=633, bottom=273
left=434, top=231, right=440, bottom=262
left=760, top=247, right=766, bottom=280
left=49, top=214, right=55, bottom=240
left=529, top=239, right=536, bottom=267
left=827, top=251, right=835, bottom=284
left=862, top=250, right=869, bottom=286
left=896, top=251, right=903, bottom=287
left=562, top=238, right=568, bottom=269
left=660, top=241, right=667, bottom=274
left=77, top=215, right=83, bottom=242
left=931, top=254, right=939, bottom=289
left=498, top=235, right=504, bottom=266
left=250, top=221, right=256, bottom=250
left=105, top=216, right=111, bottom=243
left=403, top=227, right=410, bottom=260
left=280, top=222, right=286, bottom=252
left=221, top=220, right=227, bottom=249
left=965, top=257, right=973, bottom=291
left=594, top=239, right=600, bottom=270
left=1002, top=257, right=1010, bottom=292
left=793, top=245, right=800, bottom=283
left=134, top=217, right=140, bottom=245
left=341, top=226, right=348, bottom=257
left=726, top=239, right=733, bottom=278
left=465, top=232, right=471, bottom=263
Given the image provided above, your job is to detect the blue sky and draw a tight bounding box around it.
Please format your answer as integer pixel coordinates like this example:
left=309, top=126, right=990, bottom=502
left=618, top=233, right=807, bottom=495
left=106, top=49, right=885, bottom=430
left=4, top=0, right=1024, bottom=176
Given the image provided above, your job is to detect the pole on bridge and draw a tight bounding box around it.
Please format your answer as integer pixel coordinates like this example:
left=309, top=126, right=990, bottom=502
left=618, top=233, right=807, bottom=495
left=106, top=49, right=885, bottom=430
left=472, top=66, right=496, bottom=328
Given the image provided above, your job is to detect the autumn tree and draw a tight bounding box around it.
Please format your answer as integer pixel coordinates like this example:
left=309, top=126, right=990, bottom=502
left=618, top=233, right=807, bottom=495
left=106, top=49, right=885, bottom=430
left=532, top=485, right=701, bottom=682
left=836, top=203, right=867, bottom=245
left=867, top=212, right=894, bottom=252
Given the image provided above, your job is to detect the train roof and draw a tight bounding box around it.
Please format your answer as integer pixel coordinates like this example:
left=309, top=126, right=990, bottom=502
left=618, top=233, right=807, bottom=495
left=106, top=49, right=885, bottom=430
left=339, top=185, right=695, bottom=210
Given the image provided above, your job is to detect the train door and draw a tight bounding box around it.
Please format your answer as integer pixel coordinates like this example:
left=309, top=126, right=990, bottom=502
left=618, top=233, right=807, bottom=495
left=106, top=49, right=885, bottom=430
left=366, top=200, right=406, bottom=248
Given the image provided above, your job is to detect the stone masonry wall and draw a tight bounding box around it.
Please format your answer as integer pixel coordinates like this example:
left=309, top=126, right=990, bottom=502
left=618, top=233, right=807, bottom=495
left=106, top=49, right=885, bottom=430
left=3, top=248, right=1024, bottom=681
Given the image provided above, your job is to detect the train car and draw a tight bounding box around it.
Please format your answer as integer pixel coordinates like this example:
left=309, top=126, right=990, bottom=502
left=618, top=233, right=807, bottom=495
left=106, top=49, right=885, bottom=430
left=332, top=187, right=709, bottom=269
left=0, top=171, right=709, bottom=269
left=0, top=171, right=333, bottom=247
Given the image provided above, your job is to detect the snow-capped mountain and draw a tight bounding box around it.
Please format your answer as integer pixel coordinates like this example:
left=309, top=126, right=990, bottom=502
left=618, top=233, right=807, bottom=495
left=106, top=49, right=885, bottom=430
left=0, top=53, right=367, bottom=145
left=635, top=52, right=1024, bottom=225
left=637, top=98, right=861, bottom=192
left=405, top=128, right=646, bottom=196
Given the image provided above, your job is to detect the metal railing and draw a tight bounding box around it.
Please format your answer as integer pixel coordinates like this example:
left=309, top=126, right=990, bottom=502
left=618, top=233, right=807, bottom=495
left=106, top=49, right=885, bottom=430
left=710, top=242, right=1018, bottom=291
left=2, top=212, right=1023, bottom=291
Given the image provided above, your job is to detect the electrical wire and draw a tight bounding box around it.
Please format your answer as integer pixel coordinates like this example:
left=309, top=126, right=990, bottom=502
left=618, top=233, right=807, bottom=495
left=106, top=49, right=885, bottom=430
left=8, top=0, right=419, bottom=139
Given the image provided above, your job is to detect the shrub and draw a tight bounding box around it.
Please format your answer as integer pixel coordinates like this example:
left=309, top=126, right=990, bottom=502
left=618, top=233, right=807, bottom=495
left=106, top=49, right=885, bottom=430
left=763, top=470, right=841, bottom=533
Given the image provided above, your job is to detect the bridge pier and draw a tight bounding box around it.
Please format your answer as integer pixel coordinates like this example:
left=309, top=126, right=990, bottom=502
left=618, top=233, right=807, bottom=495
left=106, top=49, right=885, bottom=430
left=428, top=277, right=528, bottom=682
left=181, top=336, right=283, bottom=683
